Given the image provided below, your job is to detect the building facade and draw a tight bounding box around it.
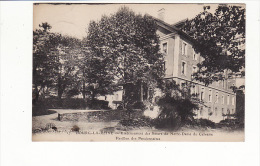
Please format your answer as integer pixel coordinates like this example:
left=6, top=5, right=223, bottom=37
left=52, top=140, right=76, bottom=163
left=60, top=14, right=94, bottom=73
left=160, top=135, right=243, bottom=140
left=154, top=17, right=236, bottom=123
left=102, top=17, right=236, bottom=123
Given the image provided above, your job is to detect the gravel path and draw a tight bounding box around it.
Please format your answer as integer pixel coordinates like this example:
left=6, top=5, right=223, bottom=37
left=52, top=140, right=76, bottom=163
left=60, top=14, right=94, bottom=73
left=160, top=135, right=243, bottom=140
left=32, top=109, right=119, bottom=132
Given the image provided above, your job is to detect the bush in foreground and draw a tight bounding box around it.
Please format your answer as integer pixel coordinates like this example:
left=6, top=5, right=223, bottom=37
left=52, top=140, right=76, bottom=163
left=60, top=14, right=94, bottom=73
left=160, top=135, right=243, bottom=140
left=119, top=116, right=153, bottom=128
left=218, top=119, right=244, bottom=130
left=193, top=118, right=216, bottom=129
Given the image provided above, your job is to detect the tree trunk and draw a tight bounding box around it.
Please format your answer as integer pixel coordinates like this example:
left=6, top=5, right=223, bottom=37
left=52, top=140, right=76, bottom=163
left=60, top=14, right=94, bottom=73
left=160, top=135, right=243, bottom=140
left=83, top=83, right=86, bottom=99
left=122, top=84, right=126, bottom=109
left=82, top=69, right=86, bottom=99
left=33, top=85, right=39, bottom=105
left=57, top=77, right=65, bottom=99
left=91, top=90, right=96, bottom=101
left=140, top=81, right=143, bottom=102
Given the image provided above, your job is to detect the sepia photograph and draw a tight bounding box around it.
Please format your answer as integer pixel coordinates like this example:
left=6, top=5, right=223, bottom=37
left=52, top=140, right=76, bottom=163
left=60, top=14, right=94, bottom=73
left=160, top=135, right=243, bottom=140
left=32, top=3, right=245, bottom=141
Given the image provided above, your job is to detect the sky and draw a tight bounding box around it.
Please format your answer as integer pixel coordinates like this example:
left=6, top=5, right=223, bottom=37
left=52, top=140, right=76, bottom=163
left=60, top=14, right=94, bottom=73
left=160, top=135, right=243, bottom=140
left=33, top=3, right=220, bottom=39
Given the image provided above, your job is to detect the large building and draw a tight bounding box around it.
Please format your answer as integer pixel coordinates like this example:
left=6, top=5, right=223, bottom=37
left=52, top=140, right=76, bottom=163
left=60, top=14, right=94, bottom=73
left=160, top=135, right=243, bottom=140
left=154, top=17, right=236, bottom=122
left=102, top=14, right=237, bottom=123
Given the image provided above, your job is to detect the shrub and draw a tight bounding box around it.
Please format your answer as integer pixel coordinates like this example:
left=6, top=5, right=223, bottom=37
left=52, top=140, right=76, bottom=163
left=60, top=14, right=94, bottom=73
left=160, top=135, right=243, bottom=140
left=32, top=128, right=43, bottom=133
left=87, top=99, right=109, bottom=109
left=45, top=123, right=58, bottom=131
left=153, top=116, right=181, bottom=130
left=155, top=80, right=200, bottom=130
left=45, top=123, right=56, bottom=129
left=62, top=98, right=87, bottom=109
left=218, top=119, right=243, bottom=129
left=156, top=95, right=198, bottom=128
left=71, top=125, right=80, bottom=132
left=32, top=102, right=57, bottom=116
left=132, top=101, right=146, bottom=110
left=194, top=118, right=216, bottom=128
left=32, top=104, right=46, bottom=116
left=40, top=98, right=87, bottom=109
left=66, top=88, right=80, bottom=98
left=119, top=116, right=153, bottom=128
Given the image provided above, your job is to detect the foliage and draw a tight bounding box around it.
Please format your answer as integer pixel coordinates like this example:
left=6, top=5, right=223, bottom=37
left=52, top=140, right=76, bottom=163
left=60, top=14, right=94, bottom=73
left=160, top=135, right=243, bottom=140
left=85, top=6, right=165, bottom=100
left=71, top=125, right=80, bottom=132
left=80, top=47, right=118, bottom=100
left=33, top=22, right=83, bottom=101
left=230, top=85, right=245, bottom=124
left=32, top=98, right=58, bottom=116
left=153, top=116, right=181, bottom=130
left=119, top=116, right=153, bottom=128
left=87, top=99, right=110, bottom=109
left=194, top=118, right=216, bottom=128
left=218, top=119, right=244, bottom=129
left=235, top=90, right=245, bottom=124
left=156, top=80, right=200, bottom=129
left=181, top=5, right=245, bottom=84
left=55, top=36, right=83, bottom=99
left=40, top=98, right=87, bottom=109
left=33, top=22, right=61, bottom=101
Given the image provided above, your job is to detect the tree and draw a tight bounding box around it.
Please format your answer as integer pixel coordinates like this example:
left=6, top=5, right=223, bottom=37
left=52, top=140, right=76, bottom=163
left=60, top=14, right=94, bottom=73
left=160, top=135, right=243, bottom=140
left=81, top=46, right=118, bottom=101
left=33, top=22, right=61, bottom=103
left=33, top=22, right=82, bottom=102
left=230, top=85, right=245, bottom=124
left=155, top=80, right=200, bottom=129
left=181, top=5, right=245, bottom=85
left=55, top=36, right=82, bottom=99
left=85, top=7, right=165, bottom=102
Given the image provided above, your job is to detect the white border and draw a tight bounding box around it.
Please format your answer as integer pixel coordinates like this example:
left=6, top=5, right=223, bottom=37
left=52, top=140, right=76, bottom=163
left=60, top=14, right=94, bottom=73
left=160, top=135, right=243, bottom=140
left=1, top=1, right=259, bottom=166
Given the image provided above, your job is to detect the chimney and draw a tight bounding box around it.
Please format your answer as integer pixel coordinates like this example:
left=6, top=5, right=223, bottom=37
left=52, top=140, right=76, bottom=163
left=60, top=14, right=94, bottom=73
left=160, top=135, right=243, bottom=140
left=158, top=8, right=165, bottom=21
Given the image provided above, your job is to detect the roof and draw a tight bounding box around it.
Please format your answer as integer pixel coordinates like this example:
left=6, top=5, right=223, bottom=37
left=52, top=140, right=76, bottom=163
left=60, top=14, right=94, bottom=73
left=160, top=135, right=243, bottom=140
left=171, top=18, right=188, bottom=28
left=151, top=16, right=195, bottom=44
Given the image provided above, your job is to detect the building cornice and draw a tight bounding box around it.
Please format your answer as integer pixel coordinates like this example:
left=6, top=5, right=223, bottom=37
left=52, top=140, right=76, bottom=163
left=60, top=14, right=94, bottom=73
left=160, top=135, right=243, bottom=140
left=159, top=33, right=176, bottom=41
left=164, top=76, right=236, bottom=95
left=151, top=16, right=196, bottom=45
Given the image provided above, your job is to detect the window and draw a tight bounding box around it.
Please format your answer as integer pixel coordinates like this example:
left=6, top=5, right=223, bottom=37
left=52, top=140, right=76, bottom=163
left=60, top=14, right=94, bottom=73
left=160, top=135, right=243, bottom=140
left=201, top=88, right=205, bottom=100
left=181, top=82, right=186, bottom=88
left=193, top=53, right=196, bottom=60
left=215, top=107, right=218, bottom=116
left=200, top=107, right=203, bottom=116
left=222, top=95, right=225, bottom=104
left=193, top=50, right=198, bottom=60
left=191, top=84, right=197, bottom=96
left=227, top=109, right=230, bottom=115
left=228, top=81, right=230, bottom=89
left=194, top=85, right=198, bottom=95
left=222, top=108, right=224, bottom=115
left=208, top=107, right=212, bottom=115
left=181, top=61, right=186, bottom=75
left=232, top=96, right=235, bottom=105
left=192, top=66, right=197, bottom=79
left=192, top=66, right=197, bottom=74
left=227, top=95, right=230, bottom=105
left=216, top=92, right=219, bottom=103
left=182, top=42, right=187, bottom=55
left=192, top=66, right=195, bottom=74
left=217, top=80, right=220, bottom=87
left=190, top=85, right=194, bottom=95
left=163, top=61, right=166, bottom=71
left=222, top=80, right=225, bottom=88
left=162, top=43, right=167, bottom=54
left=208, top=89, right=212, bottom=102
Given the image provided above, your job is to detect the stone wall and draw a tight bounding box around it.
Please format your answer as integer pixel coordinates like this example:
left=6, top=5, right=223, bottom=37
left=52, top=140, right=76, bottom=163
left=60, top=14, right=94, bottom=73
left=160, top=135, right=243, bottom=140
left=58, top=109, right=143, bottom=122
